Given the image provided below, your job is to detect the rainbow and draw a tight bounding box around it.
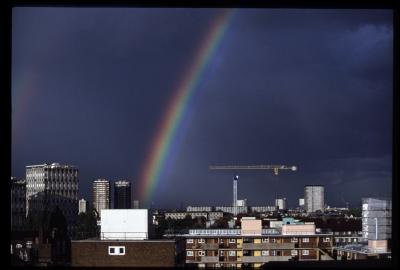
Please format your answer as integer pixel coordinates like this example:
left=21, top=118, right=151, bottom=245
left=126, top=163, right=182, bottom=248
left=138, top=9, right=236, bottom=206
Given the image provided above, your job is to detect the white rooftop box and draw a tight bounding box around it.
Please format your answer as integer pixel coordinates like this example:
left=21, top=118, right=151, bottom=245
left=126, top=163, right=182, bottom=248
left=100, top=209, right=148, bottom=240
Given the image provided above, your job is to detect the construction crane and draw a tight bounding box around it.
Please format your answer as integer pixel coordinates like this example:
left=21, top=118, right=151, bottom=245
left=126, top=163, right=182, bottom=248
left=209, top=164, right=298, bottom=176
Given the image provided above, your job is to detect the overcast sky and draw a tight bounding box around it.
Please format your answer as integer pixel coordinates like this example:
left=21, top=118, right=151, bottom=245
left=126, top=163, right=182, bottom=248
left=12, top=8, right=393, bottom=209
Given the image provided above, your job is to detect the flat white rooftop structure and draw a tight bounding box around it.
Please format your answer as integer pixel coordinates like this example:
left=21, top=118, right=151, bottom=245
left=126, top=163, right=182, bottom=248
left=100, top=209, right=148, bottom=240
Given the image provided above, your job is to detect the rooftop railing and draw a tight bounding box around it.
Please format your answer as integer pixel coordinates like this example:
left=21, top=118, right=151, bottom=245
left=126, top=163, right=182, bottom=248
left=100, top=232, right=148, bottom=240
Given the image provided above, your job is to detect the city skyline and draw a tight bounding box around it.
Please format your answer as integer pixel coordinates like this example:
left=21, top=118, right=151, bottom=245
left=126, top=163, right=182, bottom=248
left=12, top=8, right=393, bottom=208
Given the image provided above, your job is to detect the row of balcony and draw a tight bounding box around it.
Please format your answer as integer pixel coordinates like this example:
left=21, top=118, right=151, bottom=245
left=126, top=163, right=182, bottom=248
left=187, top=255, right=293, bottom=263
left=194, top=243, right=296, bottom=250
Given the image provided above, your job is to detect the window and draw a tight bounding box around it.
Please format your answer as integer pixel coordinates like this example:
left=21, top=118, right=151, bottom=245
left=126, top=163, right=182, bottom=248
left=262, top=238, right=269, bottom=243
left=198, top=238, right=205, bottom=243
left=347, top=238, right=351, bottom=243
left=187, top=250, right=194, bottom=256
left=291, top=237, right=298, bottom=243
left=291, top=250, right=298, bottom=256
left=220, top=250, right=225, bottom=256
left=220, top=239, right=224, bottom=244
left=187, top=239, right=193, bottom=243
left=229, top=239, right=236, bottom=243
left=198, top=251, right=205, bottom=256
left=302, top=238, right=309, bottom=243
left=323, top=237, right=330, bottom=242
left=271, top=250, right=276, bottom=256
left=271, top=238, right=276, bottom=243
left=353, top=238, right=357, bottom=243
left=229, top=251, right=236, bottom=256
left=261, top=250, right=269, bottom=256
left=302, top=250, right=309, bottom=255
left=108, top=246, right=125, bottom=255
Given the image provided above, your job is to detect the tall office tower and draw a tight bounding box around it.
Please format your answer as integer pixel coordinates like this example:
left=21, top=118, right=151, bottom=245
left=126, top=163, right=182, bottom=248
left=11, top=177, right=26, bottom=230
left=233, top=175, right=238, bottom=216
left=114, top=180, right=132, bottom=209
left=26, top=163, right=79, bottom=235
left=93, top=179, right=111, bottom=217
left=362, top=198, right=392, bottom=241
left=304, top=185, right=324, bottom=213
left=275, top=198, right=287, bottom=210
left=79, top=198, right=88, bottom=214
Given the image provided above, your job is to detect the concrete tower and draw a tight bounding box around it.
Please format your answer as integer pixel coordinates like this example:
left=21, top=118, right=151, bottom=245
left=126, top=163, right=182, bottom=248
left=233, top=175, right=238, bottom=215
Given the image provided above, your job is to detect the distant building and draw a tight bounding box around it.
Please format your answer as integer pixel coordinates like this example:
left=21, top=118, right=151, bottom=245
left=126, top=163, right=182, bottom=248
left=186, top=206, right=213, bottom=212
left=79, top=199, right=88, bottom=214
left=11, top=177, right=26, bottom=230
left=275, top=198, right=286, bottom=210
left=26, top=163, right=79, bottom=235
left=250, top=206, right=276, bottom=213
left=93, top=179, right=111, bottom=217
left=215, top=206, right=248, bottom=215
left=165, top=212, right=208, bottom=220
left=133, top=200, right=140, bottom=209
left=208, top=211, right=224, bottom=221
left=304, top=186, right=324, bottom=213
left=114, top=180, right=132, bottom=209
left=237, top=199, right=247, bottom=207
left=361, top=198, right=391, bottom=241
left=299, top=198, right=305, bottom=208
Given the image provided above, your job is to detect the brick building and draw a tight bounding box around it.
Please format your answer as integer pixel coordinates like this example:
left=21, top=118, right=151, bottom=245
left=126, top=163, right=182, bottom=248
left=182, top=217, right=333, bottom=267
left=71, top=239, right=184, bottom=267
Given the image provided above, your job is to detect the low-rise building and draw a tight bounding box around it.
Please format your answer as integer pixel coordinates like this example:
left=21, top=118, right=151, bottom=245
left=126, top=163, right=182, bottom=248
left=250, top=206, right=277, bottom=213
left=333, top=240, right=391, bottom=261
left=180, top=217, right=333, bottom=267
left=208, top=211, right=224, bottom=221
left=215, top=206, right=248, bottom=215
left=187, top=206, right=213, bottom=212
left=165, top=212, right=208, bottom=220
left=71, top=208, right=184, bottom=267
left=71, top=239, right=184, bottom=267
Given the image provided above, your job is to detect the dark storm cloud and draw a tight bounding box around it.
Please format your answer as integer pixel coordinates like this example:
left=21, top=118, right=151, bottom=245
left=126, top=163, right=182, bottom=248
left=12, top=8, right=392, bottom=208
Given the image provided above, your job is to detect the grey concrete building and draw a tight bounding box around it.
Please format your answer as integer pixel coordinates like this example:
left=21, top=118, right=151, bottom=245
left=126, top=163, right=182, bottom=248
left=362, top=198, right=392, bottom=241
left=304, top=185, right=324, bottom=213
left=25, top=163, right=79, bottom=235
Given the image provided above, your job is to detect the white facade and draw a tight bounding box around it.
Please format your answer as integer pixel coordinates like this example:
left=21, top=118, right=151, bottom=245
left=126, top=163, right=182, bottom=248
left=100, top=209, right=148, bottom=240
left=304, top=186, right=324, bottom=213
left=237, top=199, right=247, bottom=207
left=250, top=206, right=276, bottom=213
left=79, top=198, right=87, bottom=214
left=275, top=198, right=286, bottom=210
left=216, top=206, right=248, bottom=215
left=299, top=198, right=305, bottom=207
left=186, top=206, right=213, bottom=212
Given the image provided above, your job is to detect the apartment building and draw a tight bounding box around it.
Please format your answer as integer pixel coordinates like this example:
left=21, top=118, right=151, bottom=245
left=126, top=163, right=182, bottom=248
left=182, top=217, right=333, bottom=267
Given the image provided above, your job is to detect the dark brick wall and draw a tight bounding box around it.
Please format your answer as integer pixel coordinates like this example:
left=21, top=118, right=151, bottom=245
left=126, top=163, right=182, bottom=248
left=71, top=240, right=176, bottom=267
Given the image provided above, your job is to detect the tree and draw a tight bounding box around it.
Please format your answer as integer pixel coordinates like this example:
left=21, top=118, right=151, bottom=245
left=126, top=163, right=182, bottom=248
left=75, top=207, right=98, bottom=240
